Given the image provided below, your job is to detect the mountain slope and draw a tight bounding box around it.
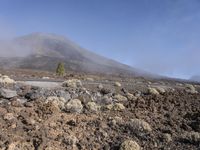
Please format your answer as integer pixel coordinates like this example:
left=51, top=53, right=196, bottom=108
left=0, top=33, right=151, bottom=76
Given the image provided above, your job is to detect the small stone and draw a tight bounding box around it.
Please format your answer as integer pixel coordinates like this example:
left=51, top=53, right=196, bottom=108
left=105, top=104, right=113, bottom=110
left=11, top=100, right=23, bottom=107
left=100, top=95, right=113, bottom=104
left=113, top=103, right=125, bottom=111
left=49, top=122, right=57, bottom=128
left=86, top=102, right=100, bottom=112
left=162, top=133, right=172, bottom=142
left=43, top=142, right=62, bottom=150
left=156, top=87, right=165, bottom=94
left=16, top=98, right=27, bottom=104
left=182, top=131, right=200, bottom=143
left=65, top=99, right=83, bottom=113
left=42, top=76, right=50, bottom=79
left=129, top=119, right=152, bottom=133
left=0, top=107, right=7, bottom=115
left=126, top=93, right=137, bottom=101
left=114, top=82, right=121, bottom=87
left=64, top=135, right=78, bottom=146
left=86, top=78, right=94, bottom=81
left=4, top=113, right=15, bottom=121
left=98, top=84, right=104, bottom=89
left=111, top=119, right=117, bottom=126
left=24, top=102, right=34, bottom=107
left=67, top=120, right=77, bottom=126
left=110, top=116, right=123, bottom=126
left=113, top=94, right=127, bottom=102
left=114, top=116, right=123, bottom=123
left=7, top=141, right=34, bottom=150
left=25, top=118, right=36, bottom=125
left=120, top=140, right=140, bottom=150
left=100, top=87, right=112, bottom=95
left=135, top=91, right=141, bottom=97
left=148, top=87, right=159, bottom=95
left=11, top=123, right=17, bottom=129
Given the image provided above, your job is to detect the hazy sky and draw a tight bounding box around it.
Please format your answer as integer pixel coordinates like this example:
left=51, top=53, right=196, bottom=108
left=0, top=0, right=200, bottom=79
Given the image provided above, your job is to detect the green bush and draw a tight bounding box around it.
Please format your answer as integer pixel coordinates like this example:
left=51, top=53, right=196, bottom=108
left=56, top=62, right=65, bottom=76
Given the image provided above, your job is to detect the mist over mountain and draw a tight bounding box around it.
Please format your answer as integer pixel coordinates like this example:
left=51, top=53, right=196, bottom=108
left=190, top=75, right=200, bottom=82
left=0, top=32, right=152, bottom=77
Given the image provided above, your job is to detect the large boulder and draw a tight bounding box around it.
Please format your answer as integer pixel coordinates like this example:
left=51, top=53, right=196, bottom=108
left=77, top=91, right=94, bottom=104
left=62, top=79, right=82, bottom=88
left=39, top=100, right=61, bottom=114
left=46, top=96, right=67, bottom=110
left=185, top=84, right=198, bottom=94
left=65, top=99, right=83, bottom=113
left=0, top=75, right=15, bottom=84
left=120, top=140, right=140, bottom=150
left=56, top=90, right=71, bottom=101
left=0, top=88, right=17, bottom=98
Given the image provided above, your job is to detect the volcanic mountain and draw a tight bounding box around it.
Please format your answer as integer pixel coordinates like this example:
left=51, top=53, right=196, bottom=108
left=0, top=33, right=149, bottom=76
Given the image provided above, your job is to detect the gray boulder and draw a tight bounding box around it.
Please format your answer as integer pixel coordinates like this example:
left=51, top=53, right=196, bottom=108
left=0, top=88, right=17, bottom=98
left=65, top=99, right=83, bottom=113
left=56, top=90, right=71, bottom=101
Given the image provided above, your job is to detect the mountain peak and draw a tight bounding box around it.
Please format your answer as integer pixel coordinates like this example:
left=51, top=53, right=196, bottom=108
left=19, top=32, right=68, bottom=42
left=0, top=32, right=152, bottom=77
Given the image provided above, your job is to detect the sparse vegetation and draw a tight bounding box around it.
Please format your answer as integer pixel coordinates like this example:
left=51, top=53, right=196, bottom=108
left=56, top=62, right=65, bottom=76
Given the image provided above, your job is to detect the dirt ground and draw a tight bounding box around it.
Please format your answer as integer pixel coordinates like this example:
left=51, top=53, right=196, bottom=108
left=0, top=69, right=199, bottom=150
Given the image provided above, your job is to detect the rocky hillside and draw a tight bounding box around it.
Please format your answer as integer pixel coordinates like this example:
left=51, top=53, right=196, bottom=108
left=0, top=33, right=149, bottom=77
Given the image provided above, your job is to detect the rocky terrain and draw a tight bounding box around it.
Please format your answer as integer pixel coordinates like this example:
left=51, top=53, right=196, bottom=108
left=0, top=70, right=199, bottom=150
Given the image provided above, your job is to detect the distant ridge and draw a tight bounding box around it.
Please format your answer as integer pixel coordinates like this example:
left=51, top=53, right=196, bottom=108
left=0, top=32, right=155, bottom=77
